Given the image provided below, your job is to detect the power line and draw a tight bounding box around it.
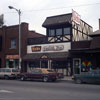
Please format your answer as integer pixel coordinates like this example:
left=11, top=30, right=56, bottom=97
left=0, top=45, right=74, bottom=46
left=4, top=2, right=100, bottom=14
left=23, top=2, right=100, bottom=13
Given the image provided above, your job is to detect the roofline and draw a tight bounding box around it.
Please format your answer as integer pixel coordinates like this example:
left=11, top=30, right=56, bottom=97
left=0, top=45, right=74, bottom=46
left=43, top=13, right=92, bottom=28
left=46, top=13, right=72, bottom=19
left=29, top=31, right=45, bottom=36
left=6, top=22, right=28, bottom=28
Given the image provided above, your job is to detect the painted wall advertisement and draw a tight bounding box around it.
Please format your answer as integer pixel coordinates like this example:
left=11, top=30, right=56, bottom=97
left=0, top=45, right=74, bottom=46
left=27, top=42, right=71, bottom=53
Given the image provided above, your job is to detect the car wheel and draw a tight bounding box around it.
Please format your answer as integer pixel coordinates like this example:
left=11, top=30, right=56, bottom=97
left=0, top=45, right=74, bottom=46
left=20, top=76, right=25, bottom=81
left=75, top=79, right=82, bottom=84
left=43, top=76, right=48, bottom=82
left=52, top=79, right=56, bottom=82
left=4, top=75, right=9, bottom=80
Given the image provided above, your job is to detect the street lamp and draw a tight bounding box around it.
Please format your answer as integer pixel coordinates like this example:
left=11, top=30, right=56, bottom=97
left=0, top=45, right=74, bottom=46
left=8, top=6, right=21, bottom=69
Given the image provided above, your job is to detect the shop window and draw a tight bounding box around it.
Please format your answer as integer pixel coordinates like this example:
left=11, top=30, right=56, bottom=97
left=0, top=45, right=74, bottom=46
left=29, top=62, right=40, bottom=68
left=11, top=38, right=16, bottom=49
left=9, top=60, right=14, bottom=68
left=52, top=61, right=67, bottom=69
left=15, top=59, right=19, bottom=68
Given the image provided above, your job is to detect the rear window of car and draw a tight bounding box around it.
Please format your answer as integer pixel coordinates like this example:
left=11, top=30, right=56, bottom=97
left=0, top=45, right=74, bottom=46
left=32, top=69, right=42, bottom=73
left=5, top=69, right=11, bottom=72
left=12, top=69, right=19, bottom=72
left=0, top=69, right=5, bottom=72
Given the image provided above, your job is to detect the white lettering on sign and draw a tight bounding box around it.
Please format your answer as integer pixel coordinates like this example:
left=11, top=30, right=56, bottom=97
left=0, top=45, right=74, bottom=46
left=43, top=45, right=64, bottom=51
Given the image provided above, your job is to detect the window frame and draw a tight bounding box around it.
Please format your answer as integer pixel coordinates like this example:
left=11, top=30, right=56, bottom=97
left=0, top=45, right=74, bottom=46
left=63, top=27, right=71, bottom=35
left=48, top=29, right=55, bottom=37
left=11, top=38, right=17, bottom=49
left=56, top=28, right=63, bottom=36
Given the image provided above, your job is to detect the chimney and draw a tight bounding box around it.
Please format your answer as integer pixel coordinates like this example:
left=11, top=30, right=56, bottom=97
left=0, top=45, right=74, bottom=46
left=99, top=19, right=100, bottom=30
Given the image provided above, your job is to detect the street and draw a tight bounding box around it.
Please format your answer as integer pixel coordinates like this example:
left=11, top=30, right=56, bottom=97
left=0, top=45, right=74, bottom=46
left=0, top=79, right=100, bottom=100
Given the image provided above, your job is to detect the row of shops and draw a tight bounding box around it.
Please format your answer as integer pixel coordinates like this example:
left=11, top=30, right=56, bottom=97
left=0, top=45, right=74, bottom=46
left=1, top=12, right=100, bottom=76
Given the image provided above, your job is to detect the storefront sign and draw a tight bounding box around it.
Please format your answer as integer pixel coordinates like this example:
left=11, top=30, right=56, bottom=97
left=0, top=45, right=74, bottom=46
left=27, top=42, right=71, bottom=53
left=31, top=46, right=41, bottom=52
left=6, top=55, right=19, bottom=59
left=72, top=9, right=81, bottom=25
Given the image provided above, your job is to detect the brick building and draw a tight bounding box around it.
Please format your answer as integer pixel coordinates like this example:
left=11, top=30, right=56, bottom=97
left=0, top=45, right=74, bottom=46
left=0, top=22, right=45, bottom=69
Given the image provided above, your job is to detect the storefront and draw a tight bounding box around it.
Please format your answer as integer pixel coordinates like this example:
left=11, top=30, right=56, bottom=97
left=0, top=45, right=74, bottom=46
left=70, top=32, right=100, bottom=74
left=22, top=42, right=71, bottom=75
left=70, top=48, right=100, bottom=74
left=5, top=55, right=19, bottom=68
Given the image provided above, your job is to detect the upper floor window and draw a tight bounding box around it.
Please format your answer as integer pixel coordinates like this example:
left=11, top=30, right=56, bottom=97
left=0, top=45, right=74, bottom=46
left=49, top=29, right=55, bottom=37
left=56, top=29, right=62, bottom=36
left=11, top=38, right=16, bottom=49
left=48, top=27, right=71, bottom=37
left=64, top=28, right=70, bottom=35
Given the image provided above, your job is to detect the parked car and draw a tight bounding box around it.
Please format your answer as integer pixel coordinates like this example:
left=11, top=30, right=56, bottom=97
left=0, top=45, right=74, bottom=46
left=47, top=69, right=64, bottom=79
left=72, top=70, right=100, bottom=84
left=0, top=68, right=19, bottom=79
left=17, top=68, right=64, bottom=82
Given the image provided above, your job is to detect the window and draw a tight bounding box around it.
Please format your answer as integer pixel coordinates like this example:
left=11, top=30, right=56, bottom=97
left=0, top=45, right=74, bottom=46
left=0, top=69, right=5, bottom=72
left=32, top=69, right=42, bottom=74
left=64, top=28, right=70, bottom=35
left=11, top=38, right=16, bottom=49
left=0, top=36, right=2, bottom=51
left=56, top=29, right=62, bottom=36
left=49, top=29, right=55, bottom=37
left=5, top=69, right=11, bottom=72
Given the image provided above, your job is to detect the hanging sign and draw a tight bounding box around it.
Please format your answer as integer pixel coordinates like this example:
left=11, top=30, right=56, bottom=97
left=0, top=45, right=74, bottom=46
left=72, top=9, right=81, bottom=25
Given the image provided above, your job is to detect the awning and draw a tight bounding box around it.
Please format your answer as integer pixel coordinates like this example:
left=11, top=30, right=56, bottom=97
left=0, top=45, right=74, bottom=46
left=70, top=48, right=100, bottom=53
left=23, top=52, right=69, bottom=61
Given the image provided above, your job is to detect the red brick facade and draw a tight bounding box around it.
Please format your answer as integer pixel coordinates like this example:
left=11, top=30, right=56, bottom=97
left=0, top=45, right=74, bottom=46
left=0, top=22, right=45, bottom=68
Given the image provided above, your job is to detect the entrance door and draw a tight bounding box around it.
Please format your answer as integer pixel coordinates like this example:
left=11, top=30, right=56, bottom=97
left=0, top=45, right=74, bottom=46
left=73, top=58, right=81, bottom=74
left=41, top=60, right=48, bottom=68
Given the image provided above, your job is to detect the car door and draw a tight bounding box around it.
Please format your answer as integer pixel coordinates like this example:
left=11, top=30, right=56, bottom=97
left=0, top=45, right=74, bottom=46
left=87, top=71, right=96, bottom=83
left=0, top=69, right=5, bottom=78
left=82, top=71, right=94, bottom=83
left=31, top=69, right=43, bottom=80
left=95, top=71, right=100, bottom=83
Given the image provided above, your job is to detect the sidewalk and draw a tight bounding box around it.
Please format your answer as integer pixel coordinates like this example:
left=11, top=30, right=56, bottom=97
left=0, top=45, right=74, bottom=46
left=61, top=76, right=72, bottom=81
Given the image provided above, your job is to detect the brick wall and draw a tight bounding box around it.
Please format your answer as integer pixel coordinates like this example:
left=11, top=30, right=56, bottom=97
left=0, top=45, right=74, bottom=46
left=0, top=22, right=44, bottom=68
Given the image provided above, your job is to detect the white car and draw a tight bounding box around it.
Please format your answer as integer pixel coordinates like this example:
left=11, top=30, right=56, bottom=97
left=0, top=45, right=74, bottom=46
left=0, top=68, right=19, bottom=79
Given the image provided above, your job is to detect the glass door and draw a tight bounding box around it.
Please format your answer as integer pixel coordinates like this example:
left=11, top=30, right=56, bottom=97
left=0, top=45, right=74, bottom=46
left=41, top=60, right=48, bottom=68
left=73, top=58, right=81, bottom=74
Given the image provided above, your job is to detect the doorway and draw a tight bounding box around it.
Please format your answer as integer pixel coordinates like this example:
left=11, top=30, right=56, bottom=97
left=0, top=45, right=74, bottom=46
left=73, top=58, right=81, bottom=74
left=41, top=60, right=48, bottom=68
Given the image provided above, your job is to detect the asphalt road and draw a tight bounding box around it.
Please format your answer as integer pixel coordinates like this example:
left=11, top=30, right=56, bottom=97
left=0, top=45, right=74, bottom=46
left=0, top=79, right=100, bottom=100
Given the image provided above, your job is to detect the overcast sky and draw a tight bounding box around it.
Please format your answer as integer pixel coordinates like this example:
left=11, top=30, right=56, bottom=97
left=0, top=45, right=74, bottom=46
left=0, top=0, right=100, bottom=35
